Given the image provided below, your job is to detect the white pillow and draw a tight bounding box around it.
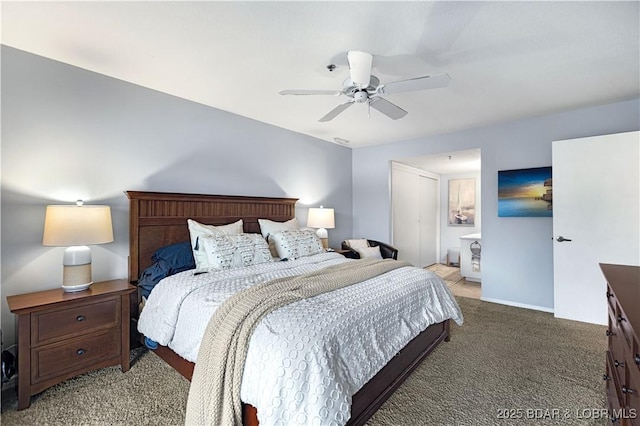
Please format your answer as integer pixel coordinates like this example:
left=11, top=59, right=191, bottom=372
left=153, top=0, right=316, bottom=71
left=346, top=239, right=369, bottom=251
left=357, top=246, right=383, bottom=259
left=200, top=233, right=272, bottom=270
left=271, top=230, right=324, bottom=260
left=187, top=219, right=243, bottom=268
left=258, top=218, right=300, bottom=257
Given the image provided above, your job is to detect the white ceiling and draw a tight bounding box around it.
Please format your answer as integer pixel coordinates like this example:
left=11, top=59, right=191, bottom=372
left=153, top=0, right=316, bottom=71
left=2, top=1, right=639, bottom=148
left=399, top=149, right=482, bottom=175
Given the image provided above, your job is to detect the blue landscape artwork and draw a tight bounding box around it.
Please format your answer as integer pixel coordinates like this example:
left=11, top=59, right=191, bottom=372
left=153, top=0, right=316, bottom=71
left=498, top=167, right=552, bottom=217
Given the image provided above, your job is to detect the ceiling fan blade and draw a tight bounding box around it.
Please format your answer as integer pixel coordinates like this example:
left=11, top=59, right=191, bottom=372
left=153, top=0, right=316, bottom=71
left=369, top=97, right=407, bottom=120
left=347, top=51, right=373, bottom=89
left=279, top=89, right=342, bottom=96
left=378, top=73, right=451, bottom=95
left=318, top=101, right=354, bottom=122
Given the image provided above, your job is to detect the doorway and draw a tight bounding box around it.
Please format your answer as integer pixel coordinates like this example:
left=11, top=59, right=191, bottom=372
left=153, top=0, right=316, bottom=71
left=391, top=148, right=482, bottom=278
left=391, top=162, right=439, bottom=267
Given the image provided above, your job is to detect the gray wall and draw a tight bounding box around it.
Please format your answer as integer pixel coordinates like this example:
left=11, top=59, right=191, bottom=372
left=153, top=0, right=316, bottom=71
left=1, top=46, right=353, bottom=346
left=353, top=98, right=640, bottom=311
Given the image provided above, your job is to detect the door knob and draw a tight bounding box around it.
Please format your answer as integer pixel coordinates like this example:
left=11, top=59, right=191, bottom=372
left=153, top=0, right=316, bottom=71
left=556, top=236, right=572, bottom=242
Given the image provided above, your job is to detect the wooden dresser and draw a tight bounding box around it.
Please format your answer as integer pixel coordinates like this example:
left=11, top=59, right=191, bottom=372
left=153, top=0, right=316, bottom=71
left=601, top=264, right=640, bottom=425
left=6, top=279, right=136, bottom=410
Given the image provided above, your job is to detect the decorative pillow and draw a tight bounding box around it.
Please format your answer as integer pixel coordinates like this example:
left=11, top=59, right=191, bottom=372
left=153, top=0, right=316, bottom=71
left=187, top=219, right=243, bottom=268
left=346, top=239, right=370, bottom=251
left=200, top=233, right=272, bottom=270
left=271, top=230, right=324, bottom=260
left=258, top=218, right=300, bottom=257
left=152, top=241, right=195, bottom=269
left=138, top=241, right=196, bottom=299
left=357, top=246, right=383, bottom=259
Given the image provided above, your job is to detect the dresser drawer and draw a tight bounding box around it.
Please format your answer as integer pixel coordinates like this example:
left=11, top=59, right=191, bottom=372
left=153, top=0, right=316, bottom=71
left=607, top=284, right=618, bottom=317
left=610, top=314, right=628, bottom=364
left=625, top=354, right=640, bottom=425
left=632, top=334, right=640, bottom=379
left=31, top=328, right=120, bottom=385
left=607, top=351, right=624, bottom=411
left=32, top=297, right=120, bottom=346
left=601, top=264, right=640, bottom=426
left=617, top=307, right=636, bottom=352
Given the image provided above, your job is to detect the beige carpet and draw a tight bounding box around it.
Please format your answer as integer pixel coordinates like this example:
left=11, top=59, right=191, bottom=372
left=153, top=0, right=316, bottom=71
left=1, top=297, right=607, bottom=425
left=425, top=263, right=464, bottom=286
left=426, top=263, right=481, bottom=300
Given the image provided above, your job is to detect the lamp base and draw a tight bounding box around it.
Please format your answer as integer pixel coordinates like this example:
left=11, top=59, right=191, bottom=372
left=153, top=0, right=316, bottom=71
left=62, top=264, right=92, bottom=292
left=316, top=228, right=329, bottom=250
left=62, top=282, right=93, bottom=292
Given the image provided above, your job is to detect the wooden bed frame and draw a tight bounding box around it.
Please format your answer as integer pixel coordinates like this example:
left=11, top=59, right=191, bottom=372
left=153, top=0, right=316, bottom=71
left=126, top=190, right=450, bottom=426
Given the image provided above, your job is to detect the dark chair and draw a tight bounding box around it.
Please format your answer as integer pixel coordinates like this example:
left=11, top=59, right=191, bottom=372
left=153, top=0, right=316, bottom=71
left=341, top=239, right=398, bottom=260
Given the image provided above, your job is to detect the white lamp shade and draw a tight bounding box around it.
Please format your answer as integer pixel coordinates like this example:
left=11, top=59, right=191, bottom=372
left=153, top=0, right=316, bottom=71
left=43, top=204, right=114, bottom=246
left=307, top=207, right=335, bottom=229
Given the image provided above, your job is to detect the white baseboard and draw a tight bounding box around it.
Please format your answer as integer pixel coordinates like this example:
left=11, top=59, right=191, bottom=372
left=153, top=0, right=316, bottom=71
left=480, top=296, right=554, bottom=314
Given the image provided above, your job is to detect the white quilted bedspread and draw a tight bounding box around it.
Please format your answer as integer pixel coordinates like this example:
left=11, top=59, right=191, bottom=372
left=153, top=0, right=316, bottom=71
left=138, top=252, right=463, bottom=426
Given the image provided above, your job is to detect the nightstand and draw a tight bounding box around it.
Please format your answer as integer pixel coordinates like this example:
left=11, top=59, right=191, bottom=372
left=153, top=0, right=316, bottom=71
left=329, top=248, right=352, bottom=256
left=6, top=279, right=136, bottom=410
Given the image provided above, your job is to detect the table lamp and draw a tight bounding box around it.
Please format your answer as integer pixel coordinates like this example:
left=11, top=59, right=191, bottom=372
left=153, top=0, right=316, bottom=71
left=307, top=206, right=335, bottom=250
left=42, top=200, right=114, bottom=292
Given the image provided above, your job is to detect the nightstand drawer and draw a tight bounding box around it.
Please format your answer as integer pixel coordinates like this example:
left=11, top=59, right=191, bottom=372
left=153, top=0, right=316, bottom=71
left=32, top=297, right=120, bottom=345
left=32, top=329, right=120, bottom=384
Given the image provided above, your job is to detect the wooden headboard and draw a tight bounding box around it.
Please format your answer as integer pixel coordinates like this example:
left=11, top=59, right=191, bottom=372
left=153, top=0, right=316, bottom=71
left=126, top=191, right=298, bottom=283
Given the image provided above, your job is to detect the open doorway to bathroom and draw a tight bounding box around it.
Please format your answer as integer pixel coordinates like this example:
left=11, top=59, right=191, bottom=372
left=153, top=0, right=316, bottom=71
left=391, top=148, right=481, bottom=299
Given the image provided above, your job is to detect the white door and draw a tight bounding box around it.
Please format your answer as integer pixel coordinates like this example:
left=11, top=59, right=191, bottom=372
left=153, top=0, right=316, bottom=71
left=392, top=165, right=420, bottom=266
left=391, top=162, right=439, bottom=267
left=553, top=131, right=640, bottom=325
left=418, top=175, right=438, bottom=267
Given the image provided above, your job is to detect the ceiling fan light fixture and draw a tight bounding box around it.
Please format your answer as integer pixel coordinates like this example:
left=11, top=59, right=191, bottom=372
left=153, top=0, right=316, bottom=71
left=279, top=50, right=451, bottom=122
left=347, top=51, right=373, bottom=88
left=354, top=91, right=368, bottom=103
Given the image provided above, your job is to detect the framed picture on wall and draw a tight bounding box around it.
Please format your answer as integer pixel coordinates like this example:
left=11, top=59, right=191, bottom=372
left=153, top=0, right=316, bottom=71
left=448, top=178, right=475, bottom=226
left=498, top=166, right=552, bottom=217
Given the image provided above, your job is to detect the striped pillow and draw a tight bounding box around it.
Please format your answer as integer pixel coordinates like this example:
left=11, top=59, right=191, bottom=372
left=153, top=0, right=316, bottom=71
left=200, top=233, right=272, bottom=270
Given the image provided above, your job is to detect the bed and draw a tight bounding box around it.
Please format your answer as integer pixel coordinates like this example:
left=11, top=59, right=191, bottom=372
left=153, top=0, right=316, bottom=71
left=126, top=190, right=462, bottom=426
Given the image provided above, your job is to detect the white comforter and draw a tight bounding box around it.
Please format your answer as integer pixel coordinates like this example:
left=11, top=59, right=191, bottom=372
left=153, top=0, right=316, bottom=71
left=138, top=252, right=463, bottom=426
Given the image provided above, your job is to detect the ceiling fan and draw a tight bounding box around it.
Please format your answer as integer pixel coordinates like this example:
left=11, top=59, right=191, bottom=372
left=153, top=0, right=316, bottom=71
left=279, top=51, right=451, bottom=122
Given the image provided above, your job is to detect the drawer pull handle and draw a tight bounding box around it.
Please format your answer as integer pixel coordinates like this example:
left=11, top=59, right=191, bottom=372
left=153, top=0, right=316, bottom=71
left=76, top=315, right=85, bottom=322
left=635, top=354, right=640, bottom=365
left=603, top=374, right=611, bottom=381
left=614, top=360, right=624, bottom=368
left=76, top=349, right=86, bottom=356
left=617, top=315, right=626, bottom=323
left=621, top=386, right=634, bottom=394
left=606, top=291, right=614, bottom=298
left=606, top=330, right=615, bottom=336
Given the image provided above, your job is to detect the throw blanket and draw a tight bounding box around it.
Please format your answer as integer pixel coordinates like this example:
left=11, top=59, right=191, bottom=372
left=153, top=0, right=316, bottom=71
left=185, top=258, right=410, bottom=426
